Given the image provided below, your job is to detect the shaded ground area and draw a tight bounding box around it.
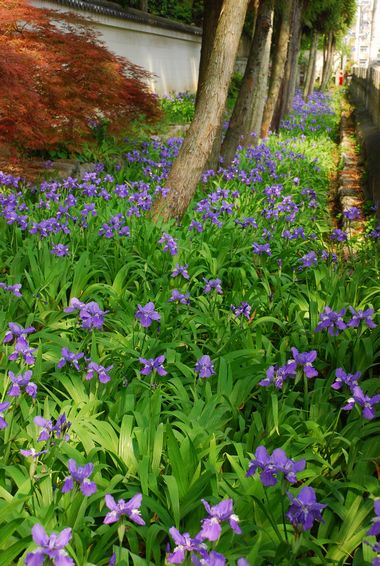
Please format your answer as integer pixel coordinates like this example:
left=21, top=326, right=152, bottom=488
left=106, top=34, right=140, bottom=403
left=348, top=93, right=380, bottom=219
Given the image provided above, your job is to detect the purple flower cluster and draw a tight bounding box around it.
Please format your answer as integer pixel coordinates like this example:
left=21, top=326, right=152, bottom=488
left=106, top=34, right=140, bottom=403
left=171, top=263, right=190, bottom=279
left=25, top=524, right=74, bottom=566
left=287, top=486, right=326, bottom=532
left=260, top=347, right=318, bottom=389
left=246, top=446, right=305, bottom=486
left=103, top=493, right=145, bottom=525
left=139, top=355, right=167, bottom=376
left=7, top=370, right=37, bottom=399
left=51, top=243, right=69, bottom=256
left=331, top=367, right=380, bottom=420
left=367, top=500, right=380, bottom=565
left=34, top=413, right=71, bottom=443
left=252, top=242, right=272, bottom=256
left=167, top=498, right=241, bottom=564
left=169, top=289, right=190, bottom=305
left=195, top=355, right=215, bottom=379
left=64, top=298, right=108, bottom=330
left=4, top=322, right=37, bottom=366
left=231, top=301, right=251, bottom=319
left=0, top=402, right=11, bottom=429
left=0, top=282, right=22, bottom=296
left=158, top=232, right=178, bottom=255
left=315, top=305, right=377, bottom=336
left=85, top=361, right=113, bottom=383
left=62, top=459, right=97, bottom=496
left=135, top=301, right=160, bottom=328
left=203, top=278, right=223, bottom=295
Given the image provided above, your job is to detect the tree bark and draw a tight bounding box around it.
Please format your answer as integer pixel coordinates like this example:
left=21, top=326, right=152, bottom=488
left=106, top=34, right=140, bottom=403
left=220, top=0, right=274, bottom=165
left=320, top=31, right=335, bottom=91
left=273, top=0, right=303, bottom=130
left=139, top=0, right=148, bottom=11
left=303, top=30, right=318, bottom=99
left=195, top=0, right=223, bottom=108
left=152, top=0, right=249, bottom=222
left=260, top=0, right=293, bottom=139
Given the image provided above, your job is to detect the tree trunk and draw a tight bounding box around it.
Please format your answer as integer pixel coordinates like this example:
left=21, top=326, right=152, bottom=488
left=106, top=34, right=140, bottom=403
left=152, top=0, right=249, bottom=222
left=220, top=0, right=274, bottom=165
left=260, top=0, right=293, bottom=139
left=195, top=0, right=223, bottom=108
left=274, top=0, right=303, bottom=130
left=320, top=31, right=335, bottom=91
left=139, top=0, right=148, bottom=11
left=303, top=30, right=318, bottom=99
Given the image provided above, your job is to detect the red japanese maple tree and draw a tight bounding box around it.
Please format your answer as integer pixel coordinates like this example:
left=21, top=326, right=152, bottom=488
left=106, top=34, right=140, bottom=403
left=0, top=0, right=160, bottom=155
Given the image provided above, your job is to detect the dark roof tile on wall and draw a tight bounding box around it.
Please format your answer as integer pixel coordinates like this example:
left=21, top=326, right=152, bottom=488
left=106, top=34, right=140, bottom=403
left=50, top=0, right=202, bottom=35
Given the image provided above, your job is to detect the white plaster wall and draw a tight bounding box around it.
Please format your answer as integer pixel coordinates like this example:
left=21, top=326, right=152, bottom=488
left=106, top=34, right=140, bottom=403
left=32, top=1, right=201, bottom=95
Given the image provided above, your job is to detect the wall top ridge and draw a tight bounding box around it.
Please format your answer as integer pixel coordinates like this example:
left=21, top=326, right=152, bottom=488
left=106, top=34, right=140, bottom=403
left=49, top=0, right=202, bottom=35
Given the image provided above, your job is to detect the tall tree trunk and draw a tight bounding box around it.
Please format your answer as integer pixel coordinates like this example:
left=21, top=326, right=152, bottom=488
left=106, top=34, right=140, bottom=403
left=195, top=0, right=223, bottom=108
left=139, top=0, right=148, bottom=11
left=220, top=0, right=274, bottom=165
left=260, top=0, right=293, bottom=139
left=195, top=0, right=224, bottom=172
left=303, top=30, right=318, bottom=99
left=273, top=0, right=303, bottom=130
left=320, top=31, right=335, bottom=91
left=152, top=0, right=249, bottom=222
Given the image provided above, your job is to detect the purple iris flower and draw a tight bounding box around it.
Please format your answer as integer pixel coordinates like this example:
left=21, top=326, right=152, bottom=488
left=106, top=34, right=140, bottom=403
left=252, top=242, right=272, bottom=256
left=343, top=207, right=361, bottom=220
left=85, top=362, right=113, bottom=383
left=139, top=355, right=167, bottom=376
left=199, top=499, right=241, bottom=541
left=189, top=220, right=204, bottom=232
left=25, top=524, right=74, bottom=566
left=342, top=386, right=380, bottom=420
left=203, top=278, right=223, bottom=295
left=135, top=302, right=160, bottom=328
left=8, top=337, right=36, bottom=365
left=0, top=282, right=22, bottom=296
left=3, top=322, right=35, bottom=344
left=158, top=232, right=178, bottom=255
left=192, top=550, right=226, bottom=565
left=299, top=251, right=318, bottom=269
left=64, top=298, right=86, bottom=313
left=195, top=355, right=215, bottom=379
left=331, top=368, right=361, bottom=390
left=20, top=448, right=48, bottom=458
left=330, top=228, right=348, bottom=242
left=103, top=493, right=145, bottom=525
left=51, top=244, right=69, bottom=257
left=314, top=306, right=347, bottom=336
left=259, top=361, right=297, bottom=389
left=231, top=302, right=251, bottom=319
left=80, top=302, right=108, bottom=330
left=169, top=289, right=190, bottom=305
left=287, top=486, right=326, bottom=531
left=246, top=446, right=305, bottom=486
left=0, top=402, right=11, bottom=429
left=167, top=528, right=204, bottom=564
left=347, top=306, right=377, bottom=329
left=290, top=348, right=318, bottom=378
left=57, top=348, right=84, bottom=371
left=171, top=264, right=190, bottom=279
left=34, top=413, right=71, bottom=442
left=7, top=370, right=37, bottom=398
left=64, top=298, right=107, bottom=330
left=62, top=459, right=97, bottom=496
left=368, top=500, right=380, bottom=537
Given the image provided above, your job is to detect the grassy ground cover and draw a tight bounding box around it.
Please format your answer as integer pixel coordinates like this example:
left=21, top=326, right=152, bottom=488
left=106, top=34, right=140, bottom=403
left=0, top=91, right=379, bottom=565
